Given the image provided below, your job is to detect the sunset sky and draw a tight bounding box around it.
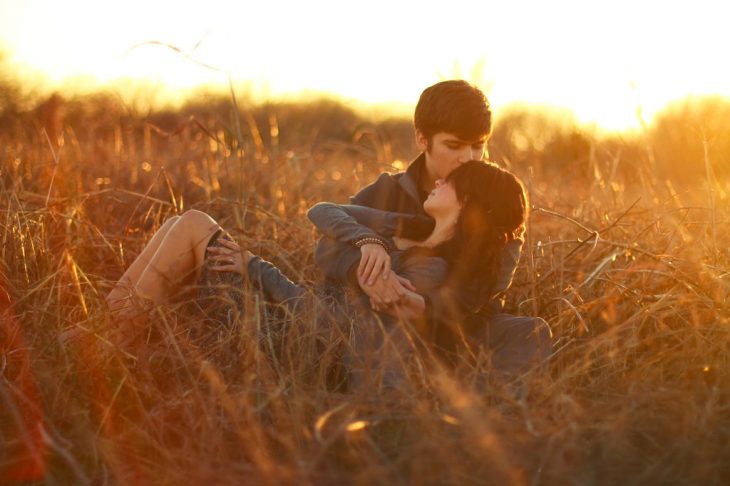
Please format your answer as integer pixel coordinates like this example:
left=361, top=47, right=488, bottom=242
left=1, top=0, right=729, bottom=131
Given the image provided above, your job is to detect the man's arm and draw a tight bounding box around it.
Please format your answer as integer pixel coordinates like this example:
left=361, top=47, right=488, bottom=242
left=312, top=171, right=432, bottom=308
left=313, top=236, right=411, bottom=307
left=307, top=203, right=431, bottom=244
left=314, top=236, right=361, bottom=284
left=309, top=202, right=430, bottom=287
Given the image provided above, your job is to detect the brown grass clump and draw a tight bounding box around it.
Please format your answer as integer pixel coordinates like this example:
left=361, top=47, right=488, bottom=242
left=1, top=90, right=729, bottom=485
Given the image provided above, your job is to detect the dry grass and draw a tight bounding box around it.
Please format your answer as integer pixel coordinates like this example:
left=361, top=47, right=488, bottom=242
left=1, top=93, right=730, bottom=485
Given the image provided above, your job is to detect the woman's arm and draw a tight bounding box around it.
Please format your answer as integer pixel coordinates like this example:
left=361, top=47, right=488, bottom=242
left=207, top=238, right=307, bottom=312
left=246, top=256, right=307, bottom=305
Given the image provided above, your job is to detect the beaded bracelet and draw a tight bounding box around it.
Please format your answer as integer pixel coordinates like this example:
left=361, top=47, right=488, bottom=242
left=353, top=236, right=390, bottom=252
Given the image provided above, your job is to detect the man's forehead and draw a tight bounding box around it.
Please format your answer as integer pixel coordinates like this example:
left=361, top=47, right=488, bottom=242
left=438, top=132, right=487, bottom=144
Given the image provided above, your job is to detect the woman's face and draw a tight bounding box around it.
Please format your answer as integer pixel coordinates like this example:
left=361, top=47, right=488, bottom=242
left=423, top=179, right=461, bottom=219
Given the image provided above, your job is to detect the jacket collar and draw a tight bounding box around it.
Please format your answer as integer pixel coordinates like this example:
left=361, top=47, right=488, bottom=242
left=399, top=152, right=427, bottom=203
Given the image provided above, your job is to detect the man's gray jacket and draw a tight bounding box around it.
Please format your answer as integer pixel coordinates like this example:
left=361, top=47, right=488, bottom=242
left=313, top=154, right=523, bottom=316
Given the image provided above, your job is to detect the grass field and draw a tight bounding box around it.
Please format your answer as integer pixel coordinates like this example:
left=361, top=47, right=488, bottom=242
left=1, top=89, right=729, bottom=484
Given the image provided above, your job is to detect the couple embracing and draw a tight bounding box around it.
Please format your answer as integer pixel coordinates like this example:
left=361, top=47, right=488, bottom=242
left=107, top=80, right=552, bottom=388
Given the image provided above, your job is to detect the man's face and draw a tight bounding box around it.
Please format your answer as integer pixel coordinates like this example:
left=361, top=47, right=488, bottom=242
left=417, top=131, right=487, bottom=183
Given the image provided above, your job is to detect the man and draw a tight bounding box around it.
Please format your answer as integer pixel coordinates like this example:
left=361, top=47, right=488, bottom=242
left=315, top=80, right=551, bottom=377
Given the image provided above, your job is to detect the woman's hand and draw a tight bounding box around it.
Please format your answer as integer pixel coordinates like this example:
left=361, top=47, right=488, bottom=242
left=206, top=238, right=253, bottom=276
left=374, top=285, right=426, bottom=321
left=359, top=273, right=415, bottom=310
left=357, top=243, right=391, bottom=285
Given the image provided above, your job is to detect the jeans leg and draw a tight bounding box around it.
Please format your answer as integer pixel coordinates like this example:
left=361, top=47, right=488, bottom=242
left=484, top=313, right=552, bottom=376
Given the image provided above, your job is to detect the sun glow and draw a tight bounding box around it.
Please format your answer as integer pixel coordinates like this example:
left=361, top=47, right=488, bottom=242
left=2, top=0, right=729, bottom=132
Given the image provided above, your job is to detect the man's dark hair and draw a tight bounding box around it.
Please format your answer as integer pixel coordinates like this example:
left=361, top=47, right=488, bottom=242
left=414, top=80, right=492, bottom=142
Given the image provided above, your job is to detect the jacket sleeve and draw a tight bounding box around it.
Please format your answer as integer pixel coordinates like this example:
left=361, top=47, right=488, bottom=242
left=307, top=203, right=396, bottom=245
left=313, top=236, right=361, bottom=284
left=308, top=201, right=385, bottom=285
left=246, top=255, right=307, bottom=312
left=307, top=202, right=432, bottom=244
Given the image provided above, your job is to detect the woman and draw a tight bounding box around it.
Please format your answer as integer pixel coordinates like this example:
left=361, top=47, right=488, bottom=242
left=106, top=161, right=528, bottom=371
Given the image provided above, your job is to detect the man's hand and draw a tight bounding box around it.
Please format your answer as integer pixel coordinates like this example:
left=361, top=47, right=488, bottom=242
left=357, top=243, right=391, bottom=285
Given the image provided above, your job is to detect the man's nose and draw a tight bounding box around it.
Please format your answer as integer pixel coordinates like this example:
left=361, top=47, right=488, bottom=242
left=458, top=146, right=475, bottom=162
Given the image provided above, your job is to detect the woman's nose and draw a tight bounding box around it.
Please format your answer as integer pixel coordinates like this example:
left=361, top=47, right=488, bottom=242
left=434, top=179, right=444, bottom=187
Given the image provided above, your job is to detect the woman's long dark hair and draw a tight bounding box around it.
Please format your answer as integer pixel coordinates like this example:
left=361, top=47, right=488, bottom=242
left=435, top=160, right=528, bottom=316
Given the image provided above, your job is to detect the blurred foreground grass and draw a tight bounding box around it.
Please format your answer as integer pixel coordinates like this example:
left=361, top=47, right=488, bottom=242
left=1, top=89, right=730, bottom=484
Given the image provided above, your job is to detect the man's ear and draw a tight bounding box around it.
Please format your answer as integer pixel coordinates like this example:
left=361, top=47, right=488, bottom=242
left=415, top=130, right=428, bottom=152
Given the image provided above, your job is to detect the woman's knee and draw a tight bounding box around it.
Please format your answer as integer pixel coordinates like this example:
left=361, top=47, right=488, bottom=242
left=155, top=215, right=181, bottom=235
left=177, top=210, right=220, bottom=239
left=180, top=209, right=217, bottom=226
left=163, top=215, right=181, bottom=226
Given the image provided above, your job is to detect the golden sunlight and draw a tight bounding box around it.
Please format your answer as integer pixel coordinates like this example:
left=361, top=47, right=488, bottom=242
left=1, top=0, right=729, bottom=131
